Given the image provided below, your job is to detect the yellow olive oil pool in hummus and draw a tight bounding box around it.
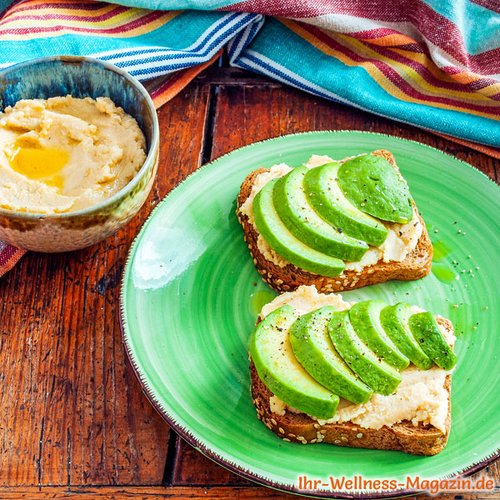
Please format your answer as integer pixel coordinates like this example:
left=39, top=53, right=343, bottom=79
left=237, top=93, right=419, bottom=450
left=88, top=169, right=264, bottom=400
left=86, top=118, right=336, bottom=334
left=8, top=145, right=69, bottom=190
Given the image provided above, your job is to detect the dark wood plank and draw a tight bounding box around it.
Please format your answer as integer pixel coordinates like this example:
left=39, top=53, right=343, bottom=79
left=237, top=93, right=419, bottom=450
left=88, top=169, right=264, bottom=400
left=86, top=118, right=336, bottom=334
left=211, top=84, right=497, bottom=181
left=172, top=81, right=499, bottom=487
left=0, top=83, right=211, bottom=486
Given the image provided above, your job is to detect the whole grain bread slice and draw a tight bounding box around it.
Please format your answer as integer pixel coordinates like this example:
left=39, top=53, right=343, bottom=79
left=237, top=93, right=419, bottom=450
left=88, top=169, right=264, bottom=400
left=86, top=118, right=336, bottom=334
left=236, top=150, right=433, bottom=294
left=249, top=318, right=452, bottom=456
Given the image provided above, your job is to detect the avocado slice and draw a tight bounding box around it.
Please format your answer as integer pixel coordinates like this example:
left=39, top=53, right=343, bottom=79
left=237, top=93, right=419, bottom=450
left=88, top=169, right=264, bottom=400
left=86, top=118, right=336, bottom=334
left=249, top=305, right=339, bottom=419
left=289, top=307, right=373, bottom=404
left=349, top=301, right=410, bottom=370
left=272, top=167, right=368, bottom=261
left=304, top=163, right=388, bottom=246
left=328, top=311, right=402, bottom=395
left=380, top=304, right=433, bottom=369
left=408, top=312, right=456, bottom=370
left=253, top=180, right=345, bottom=277
left=337, top=155, right=413, bottom=223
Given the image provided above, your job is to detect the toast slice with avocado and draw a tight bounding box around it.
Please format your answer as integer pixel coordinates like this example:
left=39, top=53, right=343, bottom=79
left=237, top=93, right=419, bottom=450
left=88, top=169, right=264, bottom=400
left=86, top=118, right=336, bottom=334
left=236, top=150, right=432, bottom=293
left=249, top=286, right=455, bottom=456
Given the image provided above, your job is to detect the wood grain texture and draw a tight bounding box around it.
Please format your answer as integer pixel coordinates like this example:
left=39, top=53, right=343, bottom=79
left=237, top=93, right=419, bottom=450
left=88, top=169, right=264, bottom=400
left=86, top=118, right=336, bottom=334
left=0, top=84, right=211, bottom=486
left=0, top=486, right=295, bottom=498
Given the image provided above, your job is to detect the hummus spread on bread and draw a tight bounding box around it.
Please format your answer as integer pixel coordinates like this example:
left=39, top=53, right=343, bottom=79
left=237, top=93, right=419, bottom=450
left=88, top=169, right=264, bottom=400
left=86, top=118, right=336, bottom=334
left=261, top=286, right=454, bottom=434
left=0, top=96, right=146, bottom=214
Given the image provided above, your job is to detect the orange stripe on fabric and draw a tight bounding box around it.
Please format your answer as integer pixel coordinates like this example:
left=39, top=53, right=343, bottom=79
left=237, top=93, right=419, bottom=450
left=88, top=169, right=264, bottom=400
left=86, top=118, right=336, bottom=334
left=356, top=33, right=416, bottom=46
left=295, top=21, right=499, bottom=110
left=443, top=70, right=485, bottom=85
left=441, top=69, right=500, bottom=97
left=2, top=4, right=116, bottom=23
left=151, top=50, right=222, bottom=109
left=1, top=9, right=146, bottom=30
left=1, top=9, right=131, bottom=28
left=390, top=48, right=500, bottom=98
left=335, top=32, right=499, bottom=108
left=281, top=19, right=498, bottom=119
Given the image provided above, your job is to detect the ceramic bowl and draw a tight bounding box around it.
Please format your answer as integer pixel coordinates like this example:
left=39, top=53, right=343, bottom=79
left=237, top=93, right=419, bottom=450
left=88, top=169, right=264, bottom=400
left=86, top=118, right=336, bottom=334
left=0, top=56, right=159, bottom=252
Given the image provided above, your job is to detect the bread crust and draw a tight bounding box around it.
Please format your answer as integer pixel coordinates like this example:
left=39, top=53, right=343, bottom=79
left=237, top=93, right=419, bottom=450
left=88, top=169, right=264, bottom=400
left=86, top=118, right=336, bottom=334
left=236, top=150, right=433, bottom=293
left=249, top=317, right=452, bottom=456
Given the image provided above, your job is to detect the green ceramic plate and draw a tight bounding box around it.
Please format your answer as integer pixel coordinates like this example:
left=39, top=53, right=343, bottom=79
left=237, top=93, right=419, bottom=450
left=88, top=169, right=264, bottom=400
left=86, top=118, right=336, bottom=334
left=121, top=131, right=499, bottom=498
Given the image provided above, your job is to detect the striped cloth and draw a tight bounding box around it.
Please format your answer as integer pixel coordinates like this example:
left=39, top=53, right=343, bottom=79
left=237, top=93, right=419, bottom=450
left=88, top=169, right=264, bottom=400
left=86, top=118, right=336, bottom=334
left=0, top=0, right=499, bottom=275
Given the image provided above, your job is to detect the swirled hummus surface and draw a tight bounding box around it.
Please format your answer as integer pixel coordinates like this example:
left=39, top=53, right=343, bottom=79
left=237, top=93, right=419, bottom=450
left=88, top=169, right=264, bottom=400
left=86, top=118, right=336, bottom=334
left=0, top=96, right=146, bottom=214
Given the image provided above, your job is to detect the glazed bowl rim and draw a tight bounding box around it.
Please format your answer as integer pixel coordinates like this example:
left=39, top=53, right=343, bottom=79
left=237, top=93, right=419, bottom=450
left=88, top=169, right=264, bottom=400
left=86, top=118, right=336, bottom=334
left=0, top=55, right=159, bottom=220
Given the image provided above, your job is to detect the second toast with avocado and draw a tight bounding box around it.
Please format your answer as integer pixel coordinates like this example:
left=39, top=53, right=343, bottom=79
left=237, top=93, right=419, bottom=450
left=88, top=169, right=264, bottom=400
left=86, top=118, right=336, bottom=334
left=249, top=286, right=456, bottom=456
left=237, top=150, right=432, bottom=293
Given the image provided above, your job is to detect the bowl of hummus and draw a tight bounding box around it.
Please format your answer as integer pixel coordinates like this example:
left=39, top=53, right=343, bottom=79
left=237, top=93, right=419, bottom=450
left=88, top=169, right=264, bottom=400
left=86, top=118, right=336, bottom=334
left=0, top=56, right=159, bottom=252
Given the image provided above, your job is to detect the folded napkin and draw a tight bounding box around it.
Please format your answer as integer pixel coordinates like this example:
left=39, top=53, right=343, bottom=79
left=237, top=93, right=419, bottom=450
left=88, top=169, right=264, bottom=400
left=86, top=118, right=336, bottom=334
left=0, top=0, right=499, bottom=275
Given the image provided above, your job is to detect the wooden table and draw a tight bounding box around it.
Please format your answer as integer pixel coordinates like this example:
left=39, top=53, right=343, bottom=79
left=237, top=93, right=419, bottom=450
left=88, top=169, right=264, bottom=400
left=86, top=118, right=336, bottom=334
left=0, top=65, right=498, bottom=499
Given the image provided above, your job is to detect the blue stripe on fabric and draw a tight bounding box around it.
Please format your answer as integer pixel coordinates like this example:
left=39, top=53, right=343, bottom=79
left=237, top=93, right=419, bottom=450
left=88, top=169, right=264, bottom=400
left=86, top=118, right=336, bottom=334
left=227, top=15, right=264, bottom=63
left=118, top=14, right=258, bottom=76
left=98, top=18, right=249, bottom=66
left=232, top=18, right=500, bottom=147
left=98, top=12, right=244, bottom=61
left=421, top=0, right=500, bottom=54
left=237, top=52, right=345, bottom=103
left=0, top=11, right=260, bottom=80
left=100, top=12, right=256, bottom=66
